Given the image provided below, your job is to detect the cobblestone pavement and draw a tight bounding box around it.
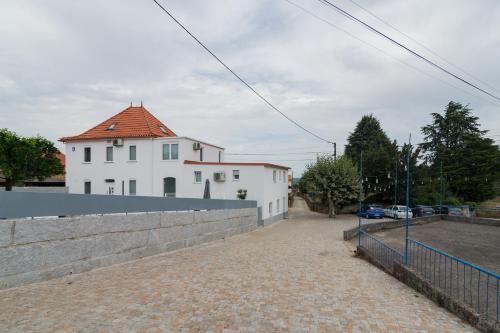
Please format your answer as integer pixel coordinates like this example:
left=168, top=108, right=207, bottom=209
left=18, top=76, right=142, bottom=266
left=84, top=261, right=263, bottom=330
left=0, top=198, right=476, bottom=332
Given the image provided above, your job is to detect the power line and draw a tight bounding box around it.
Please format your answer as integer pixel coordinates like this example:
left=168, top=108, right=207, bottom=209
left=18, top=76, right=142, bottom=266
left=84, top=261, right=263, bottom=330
left=225, top=158, right=315, bottom=162
left=226, top=151, right=332, bottom=156
left=344, top=0, right=500, bottom=94
left=283, top=0, right=498, bottom=106
left=317, top=0, right=500, bottom=101
left=151, top=0, right=333, bottom=144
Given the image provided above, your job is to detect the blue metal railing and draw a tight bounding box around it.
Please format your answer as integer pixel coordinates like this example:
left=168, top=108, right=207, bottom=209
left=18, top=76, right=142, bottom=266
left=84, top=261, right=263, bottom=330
left=408, top=239, right=499, bottom=323
left=359, top=230, right=403, bottom=271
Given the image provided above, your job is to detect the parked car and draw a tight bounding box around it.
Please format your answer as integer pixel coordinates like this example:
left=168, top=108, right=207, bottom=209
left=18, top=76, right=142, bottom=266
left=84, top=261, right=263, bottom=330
left=433, top=205, right=464, bottom=216
left=357, top=204, right=385, bottom=218
left=433, top=205, right=449, bottom=215
left=411, top=205, right=435, bottom=217
left=447, top=207, right=463, bottom=216
left=384, top=205, right=414, bottom=219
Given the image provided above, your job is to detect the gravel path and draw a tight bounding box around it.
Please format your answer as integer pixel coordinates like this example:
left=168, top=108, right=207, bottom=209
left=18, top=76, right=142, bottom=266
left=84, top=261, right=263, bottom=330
left=0, top=198, right=476, bottom=332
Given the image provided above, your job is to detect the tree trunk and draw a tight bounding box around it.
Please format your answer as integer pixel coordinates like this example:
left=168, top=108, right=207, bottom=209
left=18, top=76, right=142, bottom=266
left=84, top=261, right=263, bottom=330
left=5, top=178, right=13, bottom=191
left=327, top=193, right=336, bottom=218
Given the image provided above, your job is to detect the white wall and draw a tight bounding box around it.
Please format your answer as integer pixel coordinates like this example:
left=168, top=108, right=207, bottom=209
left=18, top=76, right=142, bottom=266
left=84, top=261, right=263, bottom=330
left=65, top=137, right=224, bottom=197
left=262, top=168, right=289, bottom=220
left=65, top=138, right=154, bottom=196
left=181, top=164, right=288, bottom=220
left=64, top=137, right=288, bottom=221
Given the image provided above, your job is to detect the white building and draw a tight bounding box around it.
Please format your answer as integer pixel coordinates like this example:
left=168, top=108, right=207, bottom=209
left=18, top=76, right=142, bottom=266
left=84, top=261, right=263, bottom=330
left=60, top=104, right=289, bottom=225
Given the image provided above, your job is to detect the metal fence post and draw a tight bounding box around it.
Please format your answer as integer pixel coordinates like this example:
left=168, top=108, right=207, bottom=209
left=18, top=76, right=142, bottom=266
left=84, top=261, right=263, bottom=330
left=358, top=151, right=363, bottom=246
left=404, top=134, right=411, bottom=265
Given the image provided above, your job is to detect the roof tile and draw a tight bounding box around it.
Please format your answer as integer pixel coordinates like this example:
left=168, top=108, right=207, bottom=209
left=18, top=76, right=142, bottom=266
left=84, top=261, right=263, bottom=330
left=60, top=105, right=176, bottom=142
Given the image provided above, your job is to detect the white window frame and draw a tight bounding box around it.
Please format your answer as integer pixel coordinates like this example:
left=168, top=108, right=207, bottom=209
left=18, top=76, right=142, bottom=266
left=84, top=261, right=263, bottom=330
left=129, top=179, right=136, bottom=196
left=105, top=146, right=113, bottom=162
left=83, top=147, right=91, bottom=163
left=84, top=180, right=91, bottom=194
left=232, top=170, right=240, bottom=181
left=194, top=171, right=202, bottom=184
left=162, top=142, right=179, bottom=161
left=129, top=145, right=137, bottom=161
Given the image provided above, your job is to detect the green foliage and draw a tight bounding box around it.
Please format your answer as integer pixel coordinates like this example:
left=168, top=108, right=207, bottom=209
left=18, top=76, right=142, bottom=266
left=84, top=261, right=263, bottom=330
left=301, top=155, right=358, bottom=218
left=419, top=102, right=500, bottom=202
left=237, top=189, right=247, bottom=200
left=345, top=115, right=397, bottom=202
left=0, top=129, right=64, bottom=191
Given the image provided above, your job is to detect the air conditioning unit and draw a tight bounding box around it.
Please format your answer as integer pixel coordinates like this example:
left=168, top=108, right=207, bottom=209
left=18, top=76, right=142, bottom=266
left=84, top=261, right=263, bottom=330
left=214, top=172, right=226, bottom=182
left=193, top=142, right=201, bottom=150
left=112, top=139, right=124, bottom=147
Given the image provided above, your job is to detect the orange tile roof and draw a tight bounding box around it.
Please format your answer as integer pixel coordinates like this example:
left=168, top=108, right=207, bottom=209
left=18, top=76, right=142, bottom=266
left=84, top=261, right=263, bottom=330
left=60, top=105, right=177, bottom=142
left=55, top=152, right=65, bottom=167
left=184, top=160, right=290, bottom=170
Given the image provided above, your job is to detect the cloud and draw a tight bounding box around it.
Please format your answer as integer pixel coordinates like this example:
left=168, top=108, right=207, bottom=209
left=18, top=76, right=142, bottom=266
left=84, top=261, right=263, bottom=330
left=0, top=0, right=499, bottom=176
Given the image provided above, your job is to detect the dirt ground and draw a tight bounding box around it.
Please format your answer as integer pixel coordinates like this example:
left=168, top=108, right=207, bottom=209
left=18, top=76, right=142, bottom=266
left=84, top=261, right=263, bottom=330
left=374, top=220, right=500, bottom=274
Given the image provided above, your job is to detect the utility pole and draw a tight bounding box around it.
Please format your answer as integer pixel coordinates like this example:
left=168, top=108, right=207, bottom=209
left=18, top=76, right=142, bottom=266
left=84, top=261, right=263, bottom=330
left=358, top=151, right=363, bottom=246
left=333, top=142, right=337, bottom=160
left=394, top=153, right=398, bottom=206
left=404, top=134, right=411, bottom=265
left=439, top=160, right=443, bottom=214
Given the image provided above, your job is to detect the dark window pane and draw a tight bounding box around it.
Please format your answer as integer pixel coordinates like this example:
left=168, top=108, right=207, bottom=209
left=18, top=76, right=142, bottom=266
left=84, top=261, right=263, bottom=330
left=129, top=145, right=136, bottom=161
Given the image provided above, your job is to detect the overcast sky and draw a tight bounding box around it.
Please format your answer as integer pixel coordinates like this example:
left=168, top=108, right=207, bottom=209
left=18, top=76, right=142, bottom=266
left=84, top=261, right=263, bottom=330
left=1, top=0, right=499, bottom=176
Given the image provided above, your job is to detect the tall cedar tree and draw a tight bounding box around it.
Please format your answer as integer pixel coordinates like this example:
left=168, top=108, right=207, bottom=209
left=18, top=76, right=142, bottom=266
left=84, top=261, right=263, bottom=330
left=345, top=115, right=397, bottom=202
left=420, top=102, right=500, bottom=202
left=0, top=129, right=64, bottom=191
left=302, top=155, right=358, bottom=218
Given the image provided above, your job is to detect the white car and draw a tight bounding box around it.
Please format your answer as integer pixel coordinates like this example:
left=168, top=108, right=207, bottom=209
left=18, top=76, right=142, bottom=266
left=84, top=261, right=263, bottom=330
left=384, top=205, right=414, bottom=219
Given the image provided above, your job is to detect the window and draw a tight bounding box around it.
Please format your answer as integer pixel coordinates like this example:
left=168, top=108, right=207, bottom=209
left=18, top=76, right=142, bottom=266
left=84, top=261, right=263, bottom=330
left=129, top=180, right=136, bottom=195
left=269, top=202, right=273, bottom=215
left=200, top=148, right=203, bottom=161
left=194, top=171, right=202, bottom=183
left=106, top=146, right=113, bottom=162
left=283, top=171, right=286, bottom=182
left=162, top=144, right=170, bottom=160
left=273, top=170, right=277, bottom=183
left=171, top=144, right=178, bottom=160
left=84, top=147, right=91, bottom=162
left=279, top=171, right=281, bottom=181
left=283, top=196, right=286, bottom=210
left=277, top=199, right=280, bottom=212
left=84, top=181, right=91, bottom=194
left=233, top=170, right=240, bottom=181
left=129, top=145, right=136, bottom=161
left=162, top=143, right=179, bottom=160
left=218, top=151, right=221, bottom=162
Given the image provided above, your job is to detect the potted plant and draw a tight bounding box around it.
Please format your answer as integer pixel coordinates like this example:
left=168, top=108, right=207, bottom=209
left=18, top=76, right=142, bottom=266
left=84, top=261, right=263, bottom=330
left=237, top=189, right=247, bottom=200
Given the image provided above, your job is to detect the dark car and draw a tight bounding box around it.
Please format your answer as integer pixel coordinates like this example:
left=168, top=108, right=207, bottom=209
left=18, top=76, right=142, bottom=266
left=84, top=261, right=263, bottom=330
left=412, top=205, right=435, bottom=217
left=357, top=204, right=385, bottom=219
left=433, top=205, right=449, bottom=215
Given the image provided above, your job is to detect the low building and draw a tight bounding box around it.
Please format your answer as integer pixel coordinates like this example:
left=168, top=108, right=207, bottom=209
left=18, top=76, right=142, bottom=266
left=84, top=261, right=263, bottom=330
left=60, top=104, right=289, bottom=224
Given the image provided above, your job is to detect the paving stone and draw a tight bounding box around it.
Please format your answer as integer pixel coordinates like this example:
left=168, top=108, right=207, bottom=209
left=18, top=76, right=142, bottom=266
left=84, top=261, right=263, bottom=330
left=0, top=198, right=476, bottom=332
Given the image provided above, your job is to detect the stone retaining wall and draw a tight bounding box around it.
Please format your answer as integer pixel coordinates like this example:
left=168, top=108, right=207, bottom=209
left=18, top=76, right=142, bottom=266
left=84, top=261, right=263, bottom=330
left=0, top=208, right=257, bottom=289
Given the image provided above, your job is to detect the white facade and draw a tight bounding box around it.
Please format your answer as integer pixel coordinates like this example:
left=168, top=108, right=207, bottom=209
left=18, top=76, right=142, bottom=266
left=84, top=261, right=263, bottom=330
left=64, top=137, right=288, bottom=222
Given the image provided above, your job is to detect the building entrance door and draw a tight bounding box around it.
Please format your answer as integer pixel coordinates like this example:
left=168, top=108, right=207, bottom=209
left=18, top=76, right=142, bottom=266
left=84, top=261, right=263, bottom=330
left=163, top=177, right=176, bottom=197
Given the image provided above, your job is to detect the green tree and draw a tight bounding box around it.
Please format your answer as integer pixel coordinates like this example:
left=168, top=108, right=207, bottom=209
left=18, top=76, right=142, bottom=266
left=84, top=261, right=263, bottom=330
left=345, top=115, right=397, bottom=202
left=302, top=155, right=359, bottom=218
left=420, top=102, right=500, bottom=202
left=0, top=129, right=64, bottom=191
